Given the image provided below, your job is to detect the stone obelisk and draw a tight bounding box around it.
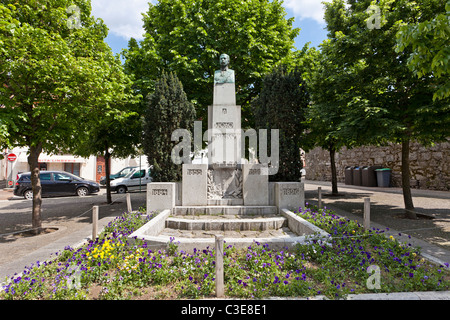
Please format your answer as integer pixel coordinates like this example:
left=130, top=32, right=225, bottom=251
left=207, top=54, right=243, bottom=200
left=208, top=53, right=241, bottom=165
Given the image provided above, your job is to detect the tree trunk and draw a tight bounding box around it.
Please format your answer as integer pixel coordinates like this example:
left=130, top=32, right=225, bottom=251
left=329, top=145, right=338, bottom=195
left=27, top=143, right=43, bottom=234
left=401, top=138, right=416, bottom=219
left=104, top=145, right=112, bottom=204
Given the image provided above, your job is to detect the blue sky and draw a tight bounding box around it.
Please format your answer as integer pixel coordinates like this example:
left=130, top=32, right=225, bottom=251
left=91, top=0, right=329, bottom=56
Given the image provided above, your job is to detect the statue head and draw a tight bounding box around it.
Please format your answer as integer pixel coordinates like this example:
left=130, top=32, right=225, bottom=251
left=219, top=53, right=230, bottom=71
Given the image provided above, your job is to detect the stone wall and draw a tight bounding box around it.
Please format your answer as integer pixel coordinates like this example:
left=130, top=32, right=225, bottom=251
left=305, top=140, right=450, bottom=191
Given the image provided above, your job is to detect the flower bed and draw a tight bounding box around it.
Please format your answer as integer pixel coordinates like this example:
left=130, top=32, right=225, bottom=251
left=1, top=207, right=449, bottom=300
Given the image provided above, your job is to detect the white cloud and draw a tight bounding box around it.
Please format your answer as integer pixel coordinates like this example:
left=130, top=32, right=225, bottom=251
left=283, top=0, right=326, bottom=25
left=90, top=0, right=326, bottom=41
left=91, top=0, right=154, bottom=40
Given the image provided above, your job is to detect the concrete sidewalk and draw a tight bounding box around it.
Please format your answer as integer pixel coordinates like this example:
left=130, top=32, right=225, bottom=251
left=0, top=188, right=14, bottom=201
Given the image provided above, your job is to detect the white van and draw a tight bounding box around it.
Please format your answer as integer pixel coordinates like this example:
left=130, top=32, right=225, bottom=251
left=110, top=167, right=152, bottom=193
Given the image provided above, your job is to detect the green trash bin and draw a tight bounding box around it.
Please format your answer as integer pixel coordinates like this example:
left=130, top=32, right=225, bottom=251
left=375, top=168, right=391, bottom=187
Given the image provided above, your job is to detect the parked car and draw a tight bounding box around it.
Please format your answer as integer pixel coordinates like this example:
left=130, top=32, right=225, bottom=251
left=99, top=166, right=137, bottom=186
left=110, top=167, right=152, bottom=194
left=14, top=171, right=100, bottom=200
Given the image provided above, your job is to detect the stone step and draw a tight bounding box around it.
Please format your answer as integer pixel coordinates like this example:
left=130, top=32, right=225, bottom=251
left=159, top=227, right=295, bottom=240
left=166, top=216, right=286, bottom=231
left=173, top=206, right=277, bottom=216
left=207, top=199, right=244, bottom=206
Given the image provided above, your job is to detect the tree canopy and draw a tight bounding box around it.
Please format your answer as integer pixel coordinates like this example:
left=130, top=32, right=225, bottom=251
left=253, top=64, right=309, bottom=181
left=122, top=0, right=299, bottom=128
left=143, top=71, right=196, bottom=182
left=312, top=0, right=450, bottom=217
left=396, top=0, right=450, bottom=101
left=0, top=0, right=133, bottom=231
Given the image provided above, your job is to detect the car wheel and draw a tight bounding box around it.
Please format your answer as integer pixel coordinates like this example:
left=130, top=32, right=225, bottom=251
left=77, top=187, right=89, bottom=197
left=24, top=190, right=33, bottom=200
left=116, top=186, right=127, bottom=194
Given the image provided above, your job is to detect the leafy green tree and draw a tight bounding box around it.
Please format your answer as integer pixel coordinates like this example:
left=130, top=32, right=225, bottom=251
left=396, top=0, right=450, bottom=101
left=0, top=1, right=123, bottom=232
left=322, top=0, right=450, bottom=218
left=143, top=71, right=196, bottom=182
left=122, top=0, right=299, bottom=129
left=304, top=43, right=351, bottom=196
left=73, top=58, right=142, bottom=204
left=252, top=65, right=309, bottom=181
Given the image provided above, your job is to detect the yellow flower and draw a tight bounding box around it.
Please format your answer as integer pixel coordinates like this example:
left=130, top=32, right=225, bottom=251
left=389, top=235, right=395, bottom=241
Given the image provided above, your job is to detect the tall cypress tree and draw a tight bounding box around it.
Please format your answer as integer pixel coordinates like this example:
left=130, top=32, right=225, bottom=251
left=252, top=65, right=309, bottom=181
left=143, top=71, right=196, bottom=182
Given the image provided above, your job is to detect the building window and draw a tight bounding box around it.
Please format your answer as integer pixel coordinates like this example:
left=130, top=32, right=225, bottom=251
left=64, top=163, right=81, bottom=176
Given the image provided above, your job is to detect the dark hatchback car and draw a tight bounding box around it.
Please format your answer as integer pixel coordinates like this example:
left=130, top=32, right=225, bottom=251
left=14, top=171, right=100, bottom=200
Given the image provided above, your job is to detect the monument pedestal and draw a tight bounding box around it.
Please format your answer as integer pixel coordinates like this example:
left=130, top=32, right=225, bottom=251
left=243, top=164, right=269, bottom=206
left=205, top=68, right=243, bottom=201
left=144, top=54, right=309, bottom=252
left=182, top=164, right=208, bottom=206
